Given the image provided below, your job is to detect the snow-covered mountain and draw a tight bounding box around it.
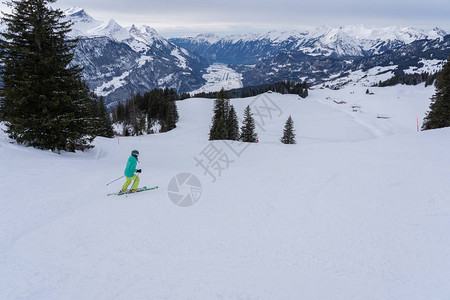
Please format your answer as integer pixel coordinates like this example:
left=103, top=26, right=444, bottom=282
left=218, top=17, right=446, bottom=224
left=237, top=35, right=450, bottom=88
left=170, top=25, right=448, bottom=64
left=64, top=7, right=209, bottom=104
left=63, top=8, right=449, bottom=98
left=66, top=7, right=169, bottom=50
left=3, top=6, right=448, bottom=100
left=64, top=6, right=103, bottom=36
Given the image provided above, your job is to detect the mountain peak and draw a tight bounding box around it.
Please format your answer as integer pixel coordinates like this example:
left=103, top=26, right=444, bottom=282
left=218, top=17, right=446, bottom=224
left=139, top=25, right=159, bottom=36
left=431, top=27, right=448, bottom=37
left=64, top=6, right=84, bottom=15
left=64, top=7, right=91, bottom=19
left=127, top=24, right=167, bottom=48
left=106, top=19, right=121, bottom=27
left=64, top=6, right=103, bottom=36
left=92, top=19, right=130, bottom=41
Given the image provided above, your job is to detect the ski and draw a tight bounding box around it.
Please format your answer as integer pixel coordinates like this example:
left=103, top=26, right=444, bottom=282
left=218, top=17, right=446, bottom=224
left=107, top=186, right=158, bottom=196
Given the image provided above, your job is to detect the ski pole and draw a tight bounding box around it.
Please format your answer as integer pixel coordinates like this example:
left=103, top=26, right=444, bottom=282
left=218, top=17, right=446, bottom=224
left=106, top=175, right=125, bottom=186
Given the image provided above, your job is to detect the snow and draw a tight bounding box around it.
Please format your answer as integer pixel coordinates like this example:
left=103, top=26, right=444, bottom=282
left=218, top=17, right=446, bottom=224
left=64, top=8, right=132, bottom=42
left=157, top=73, right=174, bottom=85
left=137, top=55, right=154, bottom=68
left=64, top=7, right=103, bottom=37
left=318, top=66, right=398, bottom=88
left=192, top=33, right=223, bottom=44
left=339, top=25, right=430, bottom=43
left=89, top=19, right=131, bottom=41
left=1, top=84, right=450, bottom=299
left=129, top=25, right=168, bottom=48
left=190, top=63, right=243, bottom=94
left=170, top=49, right=189, bottom=70
left=94, top=70, right=131, bottom=96
left=64, top=7, right=162, bottom=47
left=321, top=58, right=446, bottom=90
left=183, top=25, right=448, bottom=58
left=404, top=59, right=446, bottom=75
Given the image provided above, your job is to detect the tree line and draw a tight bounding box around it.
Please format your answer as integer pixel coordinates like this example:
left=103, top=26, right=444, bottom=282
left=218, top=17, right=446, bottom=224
left=375, top=72, right=438, bottom=87
left=194, top=80, right=309, bottom=99
left=209, top=89, right=296, bottom=144
left=111, top=88, right=181, bottom=136
left=422, top=57, right=450, bottom=130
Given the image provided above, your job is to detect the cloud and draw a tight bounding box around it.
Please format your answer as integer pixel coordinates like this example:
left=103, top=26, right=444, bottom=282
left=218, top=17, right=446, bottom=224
left=2, top=0, right=449, bottom=36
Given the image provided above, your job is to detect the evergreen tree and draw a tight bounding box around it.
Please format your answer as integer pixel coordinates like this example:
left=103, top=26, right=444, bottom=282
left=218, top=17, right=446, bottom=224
left=209, top=117, right=228, bottom=141
left=110, top=87, right=180, bottom=135
left=422, top=57, right=450, bottom=130
left=226, top=104, right=240, bottom=140
left=165, top=99, right=179, bottom=131
left=162, top=93, right=179, bottom=132
left=134, top=113, right=146, bottom=135
left=299, top=82, right=309, bottom=98
left=91, top=96, right=114, bottom=138
left=0, top=0, right=96, bottom=151
left=113, top=101, right=126, bottom=123
left=99, top=97, right=115, bottom=137
left=214, top=88, right=230, bottom=121
left=127, top=93, right=138, bottom=135
left=240, top=105, right=258, bottom=143
left=122, top=124, right=131, bottom=136
left=124, top=93, right=145, bottom=135
left=209, top=88, right=230, bottom=140
left=280, top=115, right=296, bottom=144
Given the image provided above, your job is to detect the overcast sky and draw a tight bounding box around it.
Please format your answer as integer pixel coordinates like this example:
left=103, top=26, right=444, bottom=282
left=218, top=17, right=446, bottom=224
left=1, top=0, right=449, bottom=37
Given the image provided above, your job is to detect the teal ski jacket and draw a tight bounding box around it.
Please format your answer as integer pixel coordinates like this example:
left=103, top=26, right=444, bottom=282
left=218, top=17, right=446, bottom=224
left=124, top=155, right=138, bottom=178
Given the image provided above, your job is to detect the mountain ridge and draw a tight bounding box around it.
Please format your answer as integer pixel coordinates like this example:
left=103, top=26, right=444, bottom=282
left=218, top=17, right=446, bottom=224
left=236, top=35, right=450, bottom=88
left=169, top=25, right=448, bottom=64
left=3, top=6, right=445, bottom=103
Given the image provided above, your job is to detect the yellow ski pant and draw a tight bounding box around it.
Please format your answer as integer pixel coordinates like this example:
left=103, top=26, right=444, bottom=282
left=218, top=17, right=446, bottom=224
left=122, top=174, right=139, bottom=192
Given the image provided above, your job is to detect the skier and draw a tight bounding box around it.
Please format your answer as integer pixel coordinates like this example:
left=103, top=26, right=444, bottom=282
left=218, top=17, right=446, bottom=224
left=120, top=150, right=142, bottom=194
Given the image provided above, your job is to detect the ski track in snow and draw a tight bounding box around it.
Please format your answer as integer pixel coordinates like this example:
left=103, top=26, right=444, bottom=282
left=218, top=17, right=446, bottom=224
left=1, top=84, right=450, bottom=300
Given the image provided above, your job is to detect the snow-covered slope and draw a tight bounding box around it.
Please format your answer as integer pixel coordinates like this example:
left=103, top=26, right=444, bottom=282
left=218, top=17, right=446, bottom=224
left=1, top=84, right=449, bottom=299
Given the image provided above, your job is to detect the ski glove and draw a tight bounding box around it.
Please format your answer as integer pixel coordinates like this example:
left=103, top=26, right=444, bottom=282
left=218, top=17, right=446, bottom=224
left=136, top=169, right=142, bottom=173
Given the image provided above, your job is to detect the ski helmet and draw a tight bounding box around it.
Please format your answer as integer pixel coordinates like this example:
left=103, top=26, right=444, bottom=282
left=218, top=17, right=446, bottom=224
left=131, top=150, right=139, bottom=157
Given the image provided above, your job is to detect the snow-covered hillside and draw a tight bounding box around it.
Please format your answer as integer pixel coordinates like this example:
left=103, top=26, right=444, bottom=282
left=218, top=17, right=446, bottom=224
left=1, top=85, right=449, bottom=299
